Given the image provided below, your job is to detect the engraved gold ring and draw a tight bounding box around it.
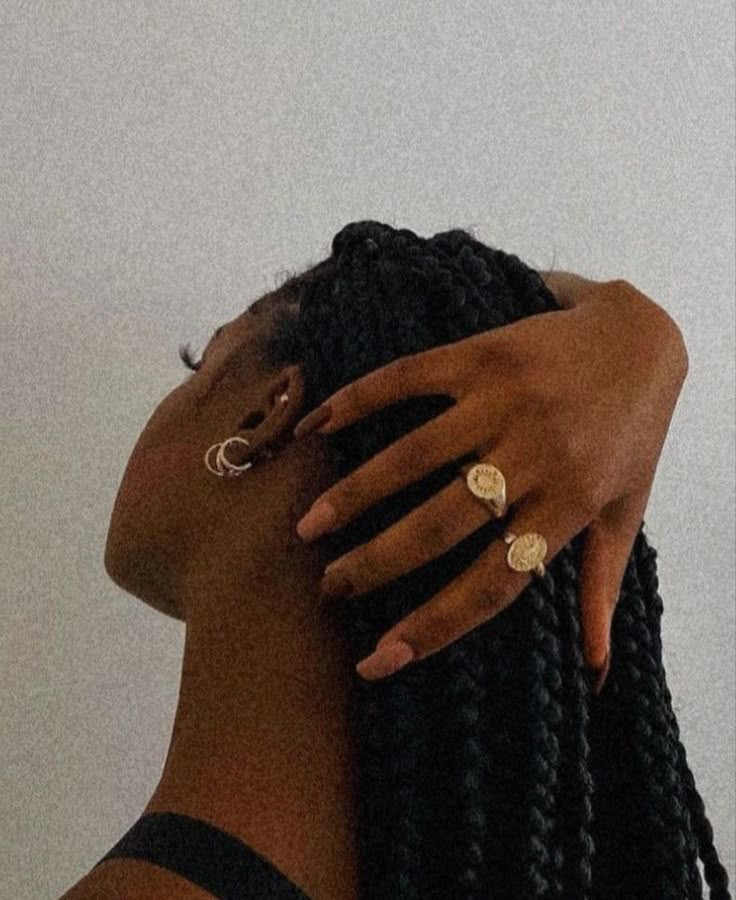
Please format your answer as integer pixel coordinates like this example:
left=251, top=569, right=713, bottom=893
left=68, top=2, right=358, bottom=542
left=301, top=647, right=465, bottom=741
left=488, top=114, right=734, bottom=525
left=460, top=461, right=548, bottom=578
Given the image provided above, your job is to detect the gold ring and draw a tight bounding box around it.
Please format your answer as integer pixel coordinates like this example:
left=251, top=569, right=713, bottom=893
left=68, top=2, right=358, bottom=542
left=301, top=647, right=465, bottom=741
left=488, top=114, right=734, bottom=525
left=503, top=531, right=547, bottom=578
left=461, top=462, right=507, bottom=518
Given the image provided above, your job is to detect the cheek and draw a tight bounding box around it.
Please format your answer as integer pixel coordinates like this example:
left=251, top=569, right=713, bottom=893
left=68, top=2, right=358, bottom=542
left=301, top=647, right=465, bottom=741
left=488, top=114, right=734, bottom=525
left=104, top=384, right=217, bottom=589
left=122, top=385, right=206, bottom=498
left=123, top=439, right=203, bottom=522
left=107, top=432, right=200, bottom=556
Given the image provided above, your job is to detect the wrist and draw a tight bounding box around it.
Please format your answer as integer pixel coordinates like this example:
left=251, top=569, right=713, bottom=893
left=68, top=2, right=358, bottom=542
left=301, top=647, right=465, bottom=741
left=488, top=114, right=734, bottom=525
left=541, top=272, right=689, bottom=380
left=612, top=280, right=690, bottom=382
left=540, top=270, right=606, bottom=310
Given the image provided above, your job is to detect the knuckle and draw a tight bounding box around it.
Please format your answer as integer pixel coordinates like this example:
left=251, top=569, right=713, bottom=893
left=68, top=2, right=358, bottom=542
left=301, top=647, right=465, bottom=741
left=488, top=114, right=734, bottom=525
left=572, top=457, right=610, bottom=516
left=339, top=379, right=364, bottom=417
left=396, top=430, right=432, bottom=473
left=392, top=354, right=410, bottom=381
left=329, top=476, right=365, bottom=520
left=503, top=381, right=555, bottom=435
left=424, top=602, right=461, bottom=646
left=536, top=420, right=604, bottom=510
left=345, top=547, right=377, bottom=590
left=475, top=585, right=500, bottom=615
left=461, top=556, right=502, bottom=615
left=386, top=354, right=413, bottom=399
left=493, top=328, right=537, bottom=376
left=418, top=513, right=455, bottom=551
left=583, top=480, right=607, bottom=517
left=417, top=345, right=456, bottom=391
left=415, top=347, right=462, bottom=398
left=561, top=473, right=603, bottom=521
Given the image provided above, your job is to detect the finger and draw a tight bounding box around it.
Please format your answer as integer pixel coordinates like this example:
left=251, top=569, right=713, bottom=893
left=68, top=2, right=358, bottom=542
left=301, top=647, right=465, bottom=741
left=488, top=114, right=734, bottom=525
left=579, top=486, right=652, bottom=694
left=293, top=343, right=464, bottom=440
left=321, top=438, right=535, bottom=598
left=298, top=401, right=493, bottom=542
left=355, top=487, right=592, bottom=680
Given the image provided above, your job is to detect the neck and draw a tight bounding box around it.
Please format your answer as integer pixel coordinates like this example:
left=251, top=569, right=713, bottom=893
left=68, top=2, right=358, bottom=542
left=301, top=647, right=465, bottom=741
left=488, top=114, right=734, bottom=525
left=142, top=551, right=362, bottom=899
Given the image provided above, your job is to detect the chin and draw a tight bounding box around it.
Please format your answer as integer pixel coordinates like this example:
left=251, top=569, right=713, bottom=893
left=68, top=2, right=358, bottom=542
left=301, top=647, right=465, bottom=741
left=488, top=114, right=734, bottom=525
left=104, top=478, right=186, bottom=623
left=104, top=525, right=186, bottom=621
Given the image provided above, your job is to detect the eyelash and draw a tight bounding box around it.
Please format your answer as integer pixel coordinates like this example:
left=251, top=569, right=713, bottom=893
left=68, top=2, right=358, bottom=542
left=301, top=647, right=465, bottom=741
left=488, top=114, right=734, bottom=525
left=179, top=342, right=203, bottom=371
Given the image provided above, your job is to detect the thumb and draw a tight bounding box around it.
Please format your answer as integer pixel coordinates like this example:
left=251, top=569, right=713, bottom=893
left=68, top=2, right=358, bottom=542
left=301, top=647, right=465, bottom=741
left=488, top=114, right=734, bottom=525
left=578, top=487, right=652, bottom=694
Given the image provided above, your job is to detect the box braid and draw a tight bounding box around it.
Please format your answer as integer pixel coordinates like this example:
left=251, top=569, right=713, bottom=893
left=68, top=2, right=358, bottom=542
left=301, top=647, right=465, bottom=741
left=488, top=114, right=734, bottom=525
left=258, top=220, right=730, bottom=899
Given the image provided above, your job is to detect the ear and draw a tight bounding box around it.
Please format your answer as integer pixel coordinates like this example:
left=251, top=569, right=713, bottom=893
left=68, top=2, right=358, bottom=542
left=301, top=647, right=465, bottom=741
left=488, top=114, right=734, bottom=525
left=244, top=364, right=307, bottom=452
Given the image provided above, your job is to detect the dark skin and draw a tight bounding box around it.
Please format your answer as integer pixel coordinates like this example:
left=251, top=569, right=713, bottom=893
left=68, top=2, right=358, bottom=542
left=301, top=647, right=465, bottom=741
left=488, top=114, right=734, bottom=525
left=295, top=275, right=689, bottom=685
left=59, top=273, right=688, bottom=900
left=61, top=291, right=361, bottom=900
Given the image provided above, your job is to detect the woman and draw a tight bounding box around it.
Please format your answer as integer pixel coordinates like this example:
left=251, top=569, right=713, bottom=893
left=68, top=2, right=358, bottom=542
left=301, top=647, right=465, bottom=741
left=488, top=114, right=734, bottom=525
left=59, top=221, right=729, bottom=899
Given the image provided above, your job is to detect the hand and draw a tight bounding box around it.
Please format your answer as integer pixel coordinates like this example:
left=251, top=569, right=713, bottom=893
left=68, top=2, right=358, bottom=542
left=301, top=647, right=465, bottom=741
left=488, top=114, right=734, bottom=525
left=292, top=280, right=689, bottom=688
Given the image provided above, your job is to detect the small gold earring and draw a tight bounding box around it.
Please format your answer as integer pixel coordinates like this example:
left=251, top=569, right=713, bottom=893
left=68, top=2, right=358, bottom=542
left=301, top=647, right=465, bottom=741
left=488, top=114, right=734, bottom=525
left=279, top=392, right=289, bottom=404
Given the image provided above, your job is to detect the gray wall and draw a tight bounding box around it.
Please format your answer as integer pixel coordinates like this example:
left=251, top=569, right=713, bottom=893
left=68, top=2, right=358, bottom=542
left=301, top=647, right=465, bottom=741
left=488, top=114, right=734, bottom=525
left=1, top=2, right=733, bottom=897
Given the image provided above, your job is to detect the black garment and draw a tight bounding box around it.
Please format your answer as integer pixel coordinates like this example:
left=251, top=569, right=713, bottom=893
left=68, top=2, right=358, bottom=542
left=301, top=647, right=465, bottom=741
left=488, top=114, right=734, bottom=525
left=93, top=811, right=311, bottom=899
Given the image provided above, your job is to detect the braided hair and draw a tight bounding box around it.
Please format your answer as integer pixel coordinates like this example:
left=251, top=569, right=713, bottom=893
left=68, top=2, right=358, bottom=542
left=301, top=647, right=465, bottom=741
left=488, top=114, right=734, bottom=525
left=260, top=220, right=731, bottom=899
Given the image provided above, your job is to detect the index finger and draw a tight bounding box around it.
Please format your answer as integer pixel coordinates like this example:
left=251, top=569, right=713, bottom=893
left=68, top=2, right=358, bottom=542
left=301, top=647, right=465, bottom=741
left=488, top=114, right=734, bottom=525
left=293, top=343, right=461, bottom=440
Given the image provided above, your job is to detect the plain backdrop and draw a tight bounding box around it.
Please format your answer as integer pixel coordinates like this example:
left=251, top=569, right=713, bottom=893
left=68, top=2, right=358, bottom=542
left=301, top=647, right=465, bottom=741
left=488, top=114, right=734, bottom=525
left=1, top=2, right=734, bottom=897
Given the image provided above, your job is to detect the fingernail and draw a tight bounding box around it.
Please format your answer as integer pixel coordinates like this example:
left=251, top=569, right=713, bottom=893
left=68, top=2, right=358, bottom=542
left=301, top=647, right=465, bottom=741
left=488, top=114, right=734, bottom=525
left=293, top=403, right=332, bottom=440
left=592, top=649, right=611, bottom=696
left=356, top=639, right=415, bottom=680
left=320, top=569, right=354, bottom=599
left=296, top=499, right=337, bottom=541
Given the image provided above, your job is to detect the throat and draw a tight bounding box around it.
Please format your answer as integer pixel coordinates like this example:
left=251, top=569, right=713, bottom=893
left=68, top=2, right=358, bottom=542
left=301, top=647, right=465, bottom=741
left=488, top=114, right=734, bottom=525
left=140, top=648, right=361, bottom=899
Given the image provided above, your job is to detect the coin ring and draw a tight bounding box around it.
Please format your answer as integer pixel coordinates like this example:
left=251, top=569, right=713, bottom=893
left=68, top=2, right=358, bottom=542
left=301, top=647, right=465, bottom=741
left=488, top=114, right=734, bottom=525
left=466, top=463, right=507, bottom=518
left=504, top=531, right=547, bottom=577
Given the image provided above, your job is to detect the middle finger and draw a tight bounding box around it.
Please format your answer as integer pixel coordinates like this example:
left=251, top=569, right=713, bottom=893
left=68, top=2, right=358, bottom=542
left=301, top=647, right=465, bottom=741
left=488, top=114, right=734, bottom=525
left=297, top=400, right=486, bottom=542
left=320, top=440, right=537, bottom=598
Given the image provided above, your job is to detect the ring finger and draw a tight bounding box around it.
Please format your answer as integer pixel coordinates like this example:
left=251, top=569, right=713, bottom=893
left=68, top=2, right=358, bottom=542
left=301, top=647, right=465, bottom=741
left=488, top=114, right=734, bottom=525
left=320, top=441, right=538, bottom=599
left=358, top=485, right=595, bottom=678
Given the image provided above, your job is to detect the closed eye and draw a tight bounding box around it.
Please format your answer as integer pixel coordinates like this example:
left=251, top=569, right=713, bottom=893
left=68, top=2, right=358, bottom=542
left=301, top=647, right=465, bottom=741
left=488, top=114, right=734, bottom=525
left=179, top=325, right=226, bottom=373
left=178, top=342, right=203, bottom=371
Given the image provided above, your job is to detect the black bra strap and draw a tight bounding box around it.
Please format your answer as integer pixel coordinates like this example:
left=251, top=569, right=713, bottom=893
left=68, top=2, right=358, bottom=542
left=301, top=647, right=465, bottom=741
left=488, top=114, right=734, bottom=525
left=93, top=811, right=310, bottom=899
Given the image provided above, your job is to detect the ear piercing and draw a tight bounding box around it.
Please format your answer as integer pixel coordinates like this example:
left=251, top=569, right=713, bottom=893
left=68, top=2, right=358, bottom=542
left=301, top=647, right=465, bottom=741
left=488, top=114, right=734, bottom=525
left=204, top=392, right=290, bottom=477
